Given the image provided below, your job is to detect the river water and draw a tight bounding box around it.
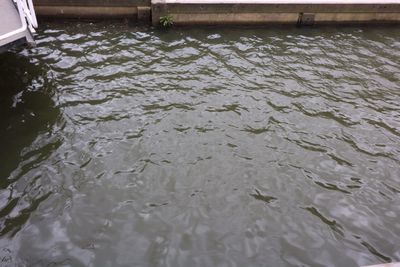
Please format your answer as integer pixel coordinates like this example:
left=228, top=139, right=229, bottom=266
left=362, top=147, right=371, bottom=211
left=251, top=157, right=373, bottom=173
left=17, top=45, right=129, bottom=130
left=0, top=22, right=399, bottom=267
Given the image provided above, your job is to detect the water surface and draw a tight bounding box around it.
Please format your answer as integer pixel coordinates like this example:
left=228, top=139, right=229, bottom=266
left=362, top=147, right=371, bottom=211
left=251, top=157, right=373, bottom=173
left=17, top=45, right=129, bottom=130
left=0, top=22, right=400, bottom=267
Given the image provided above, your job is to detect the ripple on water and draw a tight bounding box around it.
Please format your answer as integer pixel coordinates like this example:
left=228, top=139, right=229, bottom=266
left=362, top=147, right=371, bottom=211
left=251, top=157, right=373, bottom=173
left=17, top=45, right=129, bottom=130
left=0, top=23, right=399, bottom=267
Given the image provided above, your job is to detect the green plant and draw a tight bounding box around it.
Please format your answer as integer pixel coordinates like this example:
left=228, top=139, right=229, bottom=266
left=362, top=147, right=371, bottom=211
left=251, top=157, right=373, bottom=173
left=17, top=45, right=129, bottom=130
left=159, top=14, right=173, bottom=28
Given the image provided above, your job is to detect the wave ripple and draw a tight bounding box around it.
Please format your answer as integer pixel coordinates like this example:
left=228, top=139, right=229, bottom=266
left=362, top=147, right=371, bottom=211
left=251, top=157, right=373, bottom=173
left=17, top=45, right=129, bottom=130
left=1, top=23, right=399, bottom=267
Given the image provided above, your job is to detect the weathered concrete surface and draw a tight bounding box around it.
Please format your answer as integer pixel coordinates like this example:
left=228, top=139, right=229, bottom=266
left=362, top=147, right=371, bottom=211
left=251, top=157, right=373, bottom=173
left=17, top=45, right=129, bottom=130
left=153, top=12, right=400, bottom=25
left=34, top=0, right=150, bottom=7
left=152, top=0, right=400, bottom=26
left=162, top=0, right=400, bottom=3
left=33, top=0, right=150, bottom=19
left=137, top=6, right=152, bottom=21
left=33, top=0, right=400, bottom=25
left=35, top=6, right=139, bottom=18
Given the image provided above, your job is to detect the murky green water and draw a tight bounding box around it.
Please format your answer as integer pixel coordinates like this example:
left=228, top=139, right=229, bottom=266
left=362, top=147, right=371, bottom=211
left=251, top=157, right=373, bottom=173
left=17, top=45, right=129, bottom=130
left=0, top=22, right=400, bottom=267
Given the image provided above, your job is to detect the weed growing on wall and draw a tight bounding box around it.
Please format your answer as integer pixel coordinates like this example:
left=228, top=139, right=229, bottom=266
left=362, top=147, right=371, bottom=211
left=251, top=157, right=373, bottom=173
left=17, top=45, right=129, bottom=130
left=160, top=14, right=173, bottom=27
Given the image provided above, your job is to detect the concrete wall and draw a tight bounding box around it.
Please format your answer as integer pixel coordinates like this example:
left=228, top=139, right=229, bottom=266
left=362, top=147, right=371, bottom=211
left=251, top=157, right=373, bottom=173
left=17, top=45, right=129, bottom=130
left=33, top=0, right=151, bottom=19
left=152, top=0, right=400, bottom=26
left=32, top=0, right=400, bottom=25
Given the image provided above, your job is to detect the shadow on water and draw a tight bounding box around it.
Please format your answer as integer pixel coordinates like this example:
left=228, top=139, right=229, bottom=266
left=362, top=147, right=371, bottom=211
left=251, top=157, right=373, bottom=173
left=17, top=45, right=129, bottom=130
left=0, top=52, right=61, bottom=241
left=0, top=52, right=59, bottom=182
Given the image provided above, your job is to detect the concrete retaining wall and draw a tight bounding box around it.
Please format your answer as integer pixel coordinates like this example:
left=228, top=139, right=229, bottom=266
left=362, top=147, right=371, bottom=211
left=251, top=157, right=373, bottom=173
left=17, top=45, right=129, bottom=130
left=33, top=0, right=400, bottom=25
left=152, top=0, right=400, bottom=26
left=33, top=0, right=151, bottom=19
